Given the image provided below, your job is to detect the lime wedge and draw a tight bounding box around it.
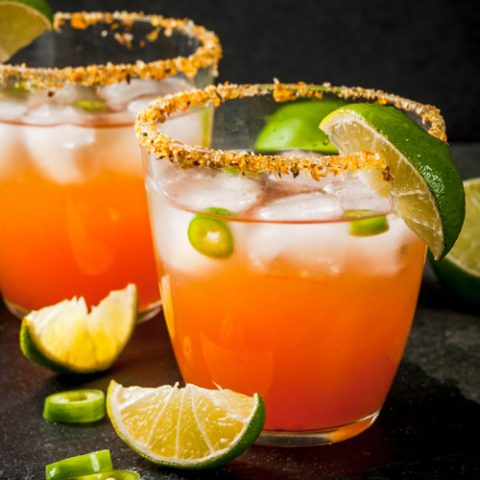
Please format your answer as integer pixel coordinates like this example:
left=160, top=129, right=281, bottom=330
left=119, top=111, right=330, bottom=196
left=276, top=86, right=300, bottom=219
left=0, top=0, right=53, bottom=63
left=344, top=210, right=389, bottom=237
left=430, top=178, right=480, bottom=302
left=107, top=381, right=265, bottom=470
left=255, top=99, right=347, bottom=153
left=320, top=103, right=465, bottom=259
left=20, top=284, right=137, bottom=374
left=70, top=471, right=140, bottom=480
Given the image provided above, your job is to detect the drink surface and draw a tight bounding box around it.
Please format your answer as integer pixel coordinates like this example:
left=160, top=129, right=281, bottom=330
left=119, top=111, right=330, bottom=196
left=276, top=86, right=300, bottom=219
left=146, top=157, right=426, bottom=431
left=0, top=77, right=195, bottom=313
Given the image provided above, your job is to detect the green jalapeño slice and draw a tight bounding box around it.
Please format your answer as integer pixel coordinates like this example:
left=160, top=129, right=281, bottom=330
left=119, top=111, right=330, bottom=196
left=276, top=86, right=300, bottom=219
left=188, top=207, right=234, bottom=259
left=70, top=471, right=140, bottom=480
left=344, top=210, right=389, bottom=237
left=45, top=450, right=113, bottom=480
left=43, top=389, right=106, bottom=424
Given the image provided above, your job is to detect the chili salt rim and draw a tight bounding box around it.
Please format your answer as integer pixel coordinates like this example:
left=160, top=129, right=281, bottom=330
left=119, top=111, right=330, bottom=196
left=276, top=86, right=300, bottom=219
left=0, top=11, right=222, bottom=91
left=135, top=81, right=447, bottom=179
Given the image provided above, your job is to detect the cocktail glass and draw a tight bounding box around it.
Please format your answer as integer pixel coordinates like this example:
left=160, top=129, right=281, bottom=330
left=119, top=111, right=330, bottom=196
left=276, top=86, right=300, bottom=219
left=136, top=83, right=446, bottom=446
left=0, top=12, right=221, bottom=319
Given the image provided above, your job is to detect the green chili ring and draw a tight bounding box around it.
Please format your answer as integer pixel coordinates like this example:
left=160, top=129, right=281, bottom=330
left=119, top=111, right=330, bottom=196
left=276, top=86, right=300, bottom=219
left=45, top=450, right=113, bottom=480
left=43, top=389, right=105, bottom=424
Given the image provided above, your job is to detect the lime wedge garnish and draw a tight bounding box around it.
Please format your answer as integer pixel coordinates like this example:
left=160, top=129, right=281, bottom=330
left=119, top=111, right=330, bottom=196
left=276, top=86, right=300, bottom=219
left=107, top=381, right=265, bottom=470
left=255, top=98, right=347, bottom=153
left=430, top=177, right=480, bottom=302
left=0, top=0, right=53, bottom=63
left=188, top=207, right=234, bottom=259
left=320, top=103, right=465, bottom=259
left=43, top=389, right=106, bottom=424
left=344, top=209, right=389, bottom=237
left=46, top=450, right=113, bottom=480
left=20, top=284, right=138, bottom=374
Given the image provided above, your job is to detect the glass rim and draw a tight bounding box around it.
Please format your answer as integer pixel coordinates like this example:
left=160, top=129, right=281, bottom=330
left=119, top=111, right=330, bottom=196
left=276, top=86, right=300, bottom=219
left=0, top=11, right=222, bottom=91
left=135, top=81, right=447, bottom=181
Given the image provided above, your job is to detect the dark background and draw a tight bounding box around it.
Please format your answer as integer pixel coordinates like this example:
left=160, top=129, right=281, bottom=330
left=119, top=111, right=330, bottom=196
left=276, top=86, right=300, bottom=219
left=49, top=0, right=479, bottom=142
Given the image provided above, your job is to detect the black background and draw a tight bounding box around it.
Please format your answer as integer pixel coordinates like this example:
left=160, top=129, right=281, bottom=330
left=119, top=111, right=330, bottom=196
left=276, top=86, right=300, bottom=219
left=49, top=0, right=479, bottom=142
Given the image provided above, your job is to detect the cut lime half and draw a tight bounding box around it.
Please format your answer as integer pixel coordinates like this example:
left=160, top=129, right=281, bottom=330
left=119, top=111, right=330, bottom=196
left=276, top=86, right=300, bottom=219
left=20, top=284, right=138, bottom=374
left=320, top=103, right=465, bottom=259
left=430, top=177, right=480, bottom=302
left=0, top=0, right=53, bottom=63
left=107, top=381, right=265, bottom=470
left=255, top=98, right=347, bottom=154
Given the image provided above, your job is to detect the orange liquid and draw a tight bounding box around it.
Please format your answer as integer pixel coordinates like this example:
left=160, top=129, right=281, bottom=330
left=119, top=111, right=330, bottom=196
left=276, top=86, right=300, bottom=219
left=0, top=124, right=159, bottom=312
left=160, top=229, right=425, bottom=431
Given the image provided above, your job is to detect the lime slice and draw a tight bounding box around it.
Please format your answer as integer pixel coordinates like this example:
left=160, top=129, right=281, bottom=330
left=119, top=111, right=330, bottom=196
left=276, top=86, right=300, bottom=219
left=71, top=471, right=140, bottom=480
left=20, top=284, right=137, bottom=374
left=320, top=103, right=465, bottom=259
left=188, top=207, right=234, bottom=259
left=430, top=178, right=480, bottom=303
left=0, top=0, right=53, bottom=63
left=46, top=450, right=113, bottom=480
left=107, top=381, right=265, bottom=470
left=344, top=209, right=389, bottom=237
left=43, top=389, right=105, bottom=424
left=255, top=98, right=347, bottom=153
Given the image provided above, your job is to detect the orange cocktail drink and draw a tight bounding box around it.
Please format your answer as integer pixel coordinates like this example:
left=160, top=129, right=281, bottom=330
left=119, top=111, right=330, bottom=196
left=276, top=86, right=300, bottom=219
left=0, top=12, right=221, bottom=318
left=137, top=83, right=430, bottom=446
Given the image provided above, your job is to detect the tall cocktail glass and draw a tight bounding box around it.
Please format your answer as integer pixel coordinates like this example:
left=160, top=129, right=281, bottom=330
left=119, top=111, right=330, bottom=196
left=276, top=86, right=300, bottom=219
left=136, top=83, right=448, bottom=446
left=0, top=12, right=221, bottom=319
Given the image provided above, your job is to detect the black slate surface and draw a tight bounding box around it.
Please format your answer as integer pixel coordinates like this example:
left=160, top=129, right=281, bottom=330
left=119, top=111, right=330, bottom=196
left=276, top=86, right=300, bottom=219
left=0, top=144, right=479, bottom=479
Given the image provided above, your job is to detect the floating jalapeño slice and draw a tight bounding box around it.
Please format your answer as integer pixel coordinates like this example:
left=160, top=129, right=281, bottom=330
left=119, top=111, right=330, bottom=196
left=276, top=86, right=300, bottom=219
left=43, top=389, right=105, bottom=424
left=188, top=207, right=234, bottom=259
left=45, top=450, right=113, bottom=480
left=344, top=209, right=389, bottom=237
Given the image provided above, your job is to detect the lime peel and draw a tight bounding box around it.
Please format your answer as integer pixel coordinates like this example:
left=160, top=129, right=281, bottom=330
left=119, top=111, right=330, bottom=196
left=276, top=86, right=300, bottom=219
left=20, top=284, right=138, bottom=374
left=107, top=380, right=265, bottom=470
left=320, top=103, right=465, bottom=259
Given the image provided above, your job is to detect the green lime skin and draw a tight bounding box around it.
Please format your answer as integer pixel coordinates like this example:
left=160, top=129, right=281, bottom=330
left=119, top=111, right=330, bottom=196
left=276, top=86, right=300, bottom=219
left=332, top=103, right=465, bottom=258
left=9, top=0, right=53, bottom=23
left=429, top=252, right=480, bottom=304
left=255, top=99, right=347, bottom=153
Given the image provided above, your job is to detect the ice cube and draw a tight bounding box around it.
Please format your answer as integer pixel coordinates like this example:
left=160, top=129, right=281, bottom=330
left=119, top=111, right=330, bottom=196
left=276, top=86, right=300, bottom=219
left=325, top=173, right=391, bottom=213
left=0, top=122, right=23, bottom=177
left=146, top=178, right=239, bottom=274
left=22, top=124, right=98, bottom=183
left=248, top=192, right=347, bottom=276
left=255, top=192, right=343, bottom=221
left=345, top=215, right=420, bottom=276
left=99, top=77, right=191, bottom=110
left=0, top=99, right=28, bottom=120
left=166, top=169, right=263, bottom=214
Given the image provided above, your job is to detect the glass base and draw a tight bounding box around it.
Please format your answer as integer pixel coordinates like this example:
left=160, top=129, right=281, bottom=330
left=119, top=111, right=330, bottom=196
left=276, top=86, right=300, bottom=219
left=256, top=411, right=379, bottom=447
left=3, top=297, right=162, bottom=323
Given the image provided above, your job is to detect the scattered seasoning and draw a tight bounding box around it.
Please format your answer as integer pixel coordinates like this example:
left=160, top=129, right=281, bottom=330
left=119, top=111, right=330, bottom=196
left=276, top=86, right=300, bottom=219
left=0, top=11, right=222, bottom=92
left=135, top=82, right=447, bottom=180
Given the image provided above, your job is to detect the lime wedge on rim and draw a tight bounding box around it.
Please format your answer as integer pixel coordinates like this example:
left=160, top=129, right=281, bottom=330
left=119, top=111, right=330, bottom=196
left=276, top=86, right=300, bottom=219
left=20, top=284, right=137, bottom=374
left=430, top=178, right=480, bottom=302
left=320, top=103, right=465, bottom=259
left=107, top=381, right=265, bottom=470
left=0, top=0, right=53, bottom=63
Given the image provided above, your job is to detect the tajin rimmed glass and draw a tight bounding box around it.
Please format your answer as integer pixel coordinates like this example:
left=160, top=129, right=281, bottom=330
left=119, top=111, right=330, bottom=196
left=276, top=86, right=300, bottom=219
left=136, top=82, right=443, bottom=446
left=0, top=11, right=221, bottom=319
